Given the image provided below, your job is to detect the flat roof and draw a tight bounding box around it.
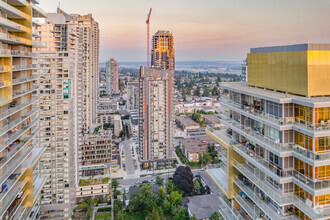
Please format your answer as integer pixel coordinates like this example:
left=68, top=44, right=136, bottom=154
left=176, top=116, right=200, bottom=127
left=250, top=43, right=330, bottom=53
left=179, top=136, right=217, bottom=153
left=203, top=115, right=221, bottom=125
left=221, top=82, right=330, bottom=108
left=187, top=194, right=221, bottom=219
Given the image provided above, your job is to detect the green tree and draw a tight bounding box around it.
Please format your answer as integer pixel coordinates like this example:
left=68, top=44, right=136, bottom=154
left=114, top=199, right=123, bottom=220
left=192, top=113, right=202, bottom=123
left=203, top=87, right=210, bottom=97
left=173, top=166, right=194, bottom=195
left=157, top=186, right=166, bottom=206
left=193, top=87, right=201, bottom=96
left=200, top=153, right=212, bottom=165
left=129, top=184, right=156, bottom=214
left=146, top=207, right=161, bottom=220
left=169, top=191, right=182, bottom=206
left=84, top=198, right=94, bottom=220
left=190, top=214, right=198, bottom=220
left=156, top=176, right=164, bottom=185
left=181, top=89, right=187, bottom=101
left=174, top=208, right=189, bottom=220
left=193, top=179, right=201, bottom=195
left=163, top=199, right=173, bottom=214
left=111, top=179, right=119, bottom=191
left=210, top=211, right=222, bottom=220
left=166, top=179, right=176, bottom=194
left=212, top=86, right=220, bottom=96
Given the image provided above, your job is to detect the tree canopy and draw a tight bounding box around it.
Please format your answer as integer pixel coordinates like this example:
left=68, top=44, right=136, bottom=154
left=173, top=166, right=194, bottom=195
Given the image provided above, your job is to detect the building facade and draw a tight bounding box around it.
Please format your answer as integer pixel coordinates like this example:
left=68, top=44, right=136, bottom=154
left=127, top=82, right=138, bottom=111
left=80, top=130, right=117, bottom=178
left=106, top=58, right=118, bottom=96
left=58, top=8, right=100, bottom=131
left=0, top=0, right=47, bottom=219
left=34, top=13, right=79, bottom=219
left=138, top=66, right=175, bottom=168
left=207, top=44, right=330, bottom=220
left=151, top=30, right=174, bottom=70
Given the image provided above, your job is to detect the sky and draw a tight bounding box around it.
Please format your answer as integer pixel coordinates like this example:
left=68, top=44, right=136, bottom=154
left=38, top=0, right=330, bottom=62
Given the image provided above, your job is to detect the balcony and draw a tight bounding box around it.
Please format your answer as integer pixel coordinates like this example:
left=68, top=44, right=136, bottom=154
left=292, top=170, right=330, bottom=196
left=0, top=117, right=38, bottom=152
left=234, top=161, right=293, bottom=205
left=0, top=143, right=36, bottom=186
left=217, top=192, right=246, bottom=220
left=0, top=108, right=38, bottom=137
left=0, top=128, right=38, bottom=170
left=12, top=74, right=37, bottom=85
left=7, top=0, right=28, bottom=6
left=0, top=97, right=38, bottom=121
left=234, top=191, right=263, bottom=219
left=13, top=86, right=38, bottom=99
left=293, top=144, right=330, bottom=166
left=0, top=179, right=28, bottom=218
left=0, top=1, right=27, bottom=20
left=233, top=143, right=292, bottom=183
left=31, top=3, right=47, bottom=18
left=219, top=112, right=292, bottom=156
left=12, top=64, right=38, bottom=71
left=292, top=194, right=330, bottom=220
left=0, top=172, right=23, bottom=202
left=32, top=39, right=46, bottom=48
left=0, top=16, right=24, bottom=32
left=22, top=147, right=46, bottom=168
left=234, top=177, right=295, bottom=220
left=221, top=98, right=285, bottom=127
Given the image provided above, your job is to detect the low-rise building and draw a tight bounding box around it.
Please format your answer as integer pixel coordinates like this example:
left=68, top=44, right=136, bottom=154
left=76, top=177, right=111, bottom=202
left=176, top=116, right=206, bottom=137
left=179, top=136, right=217, bottom=162
left=203, top=114, right=221, bottom=128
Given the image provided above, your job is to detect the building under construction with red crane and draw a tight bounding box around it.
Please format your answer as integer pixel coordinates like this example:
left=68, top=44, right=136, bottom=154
left=138, top=9, right=176, bottom=169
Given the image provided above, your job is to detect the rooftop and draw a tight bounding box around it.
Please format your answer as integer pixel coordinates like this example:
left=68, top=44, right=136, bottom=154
left=176, top=116, right=200, bottom=128
left=203, top=114, right=220, bottom=125
left=179, top=136, right=217, bottom=153
left=187, top=194, right=221, bottom=219
left=78, top=177, right=109, bottom=186
left=250, top=43, right=330, bottom=53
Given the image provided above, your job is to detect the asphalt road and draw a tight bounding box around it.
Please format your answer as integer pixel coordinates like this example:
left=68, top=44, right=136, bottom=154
left=121, top=141, right=135, bottom=175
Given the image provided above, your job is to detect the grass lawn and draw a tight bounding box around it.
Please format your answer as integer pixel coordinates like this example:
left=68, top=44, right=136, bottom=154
left=95, top=211, right=111, bottom=220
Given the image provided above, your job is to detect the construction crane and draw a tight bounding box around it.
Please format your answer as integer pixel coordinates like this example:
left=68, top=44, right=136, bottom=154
left=146, top=8, right=152, bottom=67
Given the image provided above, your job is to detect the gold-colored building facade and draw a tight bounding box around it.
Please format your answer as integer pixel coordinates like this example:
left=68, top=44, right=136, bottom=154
left=151, top=30, right=175, bottom=70
left=247, top=44, right=330, bottom=97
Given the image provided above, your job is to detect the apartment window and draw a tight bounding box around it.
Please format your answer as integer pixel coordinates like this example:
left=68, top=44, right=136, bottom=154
left=294, top=131, right=313, bottom=151
left=295, top=158, right=313, bottom=180
left=266, top=100, right=282, bottom=118
left=265, top=126, right=280, bottom=142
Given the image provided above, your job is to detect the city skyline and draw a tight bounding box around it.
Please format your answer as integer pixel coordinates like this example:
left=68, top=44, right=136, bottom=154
left=38, top=0, right=330, bottom=62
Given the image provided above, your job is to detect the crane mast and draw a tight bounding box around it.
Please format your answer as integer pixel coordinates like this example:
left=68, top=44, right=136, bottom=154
left=146, top=8, right=152, bottom=67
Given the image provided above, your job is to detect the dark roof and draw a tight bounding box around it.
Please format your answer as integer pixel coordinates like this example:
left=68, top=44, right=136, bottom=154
left=187, top=194, right=221, bottom=219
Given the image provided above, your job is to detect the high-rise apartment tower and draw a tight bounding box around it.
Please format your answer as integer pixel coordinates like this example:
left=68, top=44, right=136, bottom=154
left=207, top=44, right=330, bottom=220
left=151, top=30, right=174, bottom=70
left=106, top=58, right=118, bottom=96
left=0, top=0, right=47, bottom=219
left=57, top=8, right=100, bottom=131
left=34, top=13, right=80, bottom=219
left=138, top=67, right=175, bottom=168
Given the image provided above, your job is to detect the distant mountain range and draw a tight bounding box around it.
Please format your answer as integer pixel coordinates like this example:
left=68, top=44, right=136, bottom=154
left=100, top=60, right=242, bottom=74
